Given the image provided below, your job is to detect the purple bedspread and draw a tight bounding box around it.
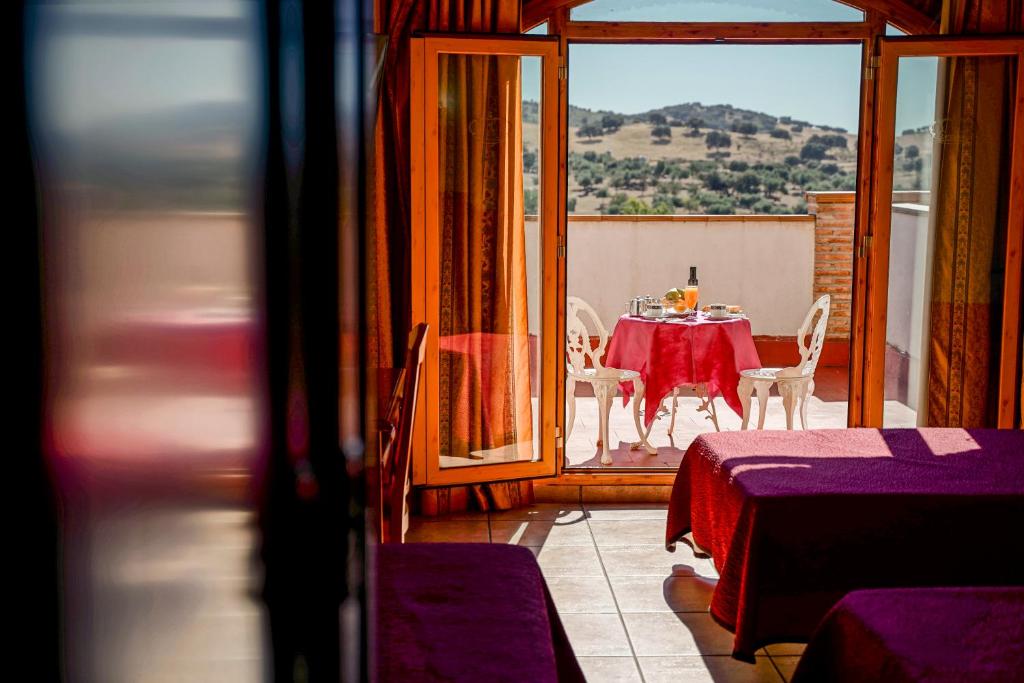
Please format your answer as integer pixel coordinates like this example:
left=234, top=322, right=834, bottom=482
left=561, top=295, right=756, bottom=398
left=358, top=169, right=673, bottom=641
left=666, top=428, right=1024, bottom=659
left=793, top=587, right=1024, bottom=682
left=374, top=543, right=584, bottom=682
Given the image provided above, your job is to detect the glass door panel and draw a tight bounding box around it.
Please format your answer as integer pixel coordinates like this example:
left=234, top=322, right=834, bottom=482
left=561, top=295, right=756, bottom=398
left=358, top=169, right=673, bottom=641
left=411, top=37, right=559, bottom=485
left=865, top=38, right=1024, bottom=428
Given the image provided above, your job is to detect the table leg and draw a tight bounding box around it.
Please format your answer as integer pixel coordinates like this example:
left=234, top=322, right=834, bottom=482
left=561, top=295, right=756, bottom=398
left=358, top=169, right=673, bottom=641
left=630, top=379, right=658, bottom=455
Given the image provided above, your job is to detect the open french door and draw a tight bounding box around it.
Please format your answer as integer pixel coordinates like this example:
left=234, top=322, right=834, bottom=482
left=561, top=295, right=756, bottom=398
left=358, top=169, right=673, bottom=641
left=409, top=35, right=562, bottom=485
left=861, top=36, right=1024, bottom=428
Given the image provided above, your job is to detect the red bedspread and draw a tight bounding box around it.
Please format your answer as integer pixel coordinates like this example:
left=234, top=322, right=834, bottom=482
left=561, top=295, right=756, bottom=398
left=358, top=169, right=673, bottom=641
left=792, top=587, right=1024, bottom=682
left=665, top=429, right=1024, bottom=660
left=374, top=543, right=584, bottom=682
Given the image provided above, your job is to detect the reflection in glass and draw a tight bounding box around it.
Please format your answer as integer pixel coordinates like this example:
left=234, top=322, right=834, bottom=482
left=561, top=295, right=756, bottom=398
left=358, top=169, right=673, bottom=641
left=436, top=53, right=542, bottom=468
left=882, top=55, right=1016, bottom=427
left=26, top=1, right=266, bottom=679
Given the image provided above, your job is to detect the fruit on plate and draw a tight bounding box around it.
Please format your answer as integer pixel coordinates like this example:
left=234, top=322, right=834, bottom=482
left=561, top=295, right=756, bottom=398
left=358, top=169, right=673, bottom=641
left=663, top=287, right=684, bottom=302
left=728, top=305, right=743, bottom=314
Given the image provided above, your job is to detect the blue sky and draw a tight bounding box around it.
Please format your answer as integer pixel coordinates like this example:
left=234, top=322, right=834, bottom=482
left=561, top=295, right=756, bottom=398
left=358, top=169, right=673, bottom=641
left=568, top=44, right=864, bottom=131
left=524, top=0, right=938, bottom=135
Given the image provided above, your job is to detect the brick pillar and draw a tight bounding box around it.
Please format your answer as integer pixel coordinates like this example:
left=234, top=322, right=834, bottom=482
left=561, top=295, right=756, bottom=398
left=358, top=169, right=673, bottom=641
left=806, top=191, right=855, bottom=340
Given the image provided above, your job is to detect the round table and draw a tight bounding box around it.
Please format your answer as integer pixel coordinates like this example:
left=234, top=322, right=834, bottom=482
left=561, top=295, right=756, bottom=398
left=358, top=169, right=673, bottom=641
left=603, top=312, right=762, bottom=451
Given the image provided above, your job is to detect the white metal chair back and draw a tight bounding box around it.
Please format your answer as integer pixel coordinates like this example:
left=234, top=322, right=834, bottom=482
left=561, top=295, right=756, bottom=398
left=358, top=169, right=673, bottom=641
left=566, top=296, right=609, bottom=374
left=788, top=294, right=830, bottom=377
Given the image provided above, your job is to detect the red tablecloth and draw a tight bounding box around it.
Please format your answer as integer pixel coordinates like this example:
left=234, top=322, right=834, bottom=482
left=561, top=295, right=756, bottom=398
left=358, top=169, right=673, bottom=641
left=604, top=314, right=761, bottom=426
left=374, top=543, right=584, bottom=682
left=793, top=587, right=1024, bottom=682
left=665, top=428, right=1024, bottom=660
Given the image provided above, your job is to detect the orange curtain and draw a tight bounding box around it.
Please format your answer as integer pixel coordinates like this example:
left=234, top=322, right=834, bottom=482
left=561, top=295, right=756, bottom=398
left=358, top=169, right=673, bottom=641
left=373, top=0, right=533, bottom=510
left=926, top=0, right=1023, bottom=426
left=437, top=53, right=534, bottom=466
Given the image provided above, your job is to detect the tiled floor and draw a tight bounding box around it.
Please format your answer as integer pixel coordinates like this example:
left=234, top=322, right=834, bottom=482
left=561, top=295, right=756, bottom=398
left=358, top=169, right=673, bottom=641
left=407, top=503, right=805, bottom=682
left=566, top=367, right=917, bottom=469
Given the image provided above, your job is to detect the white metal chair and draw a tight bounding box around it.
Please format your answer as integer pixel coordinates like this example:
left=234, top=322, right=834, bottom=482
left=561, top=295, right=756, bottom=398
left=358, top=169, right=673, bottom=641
left=738, top=295, right=830, bottom=430
left=566, top=297, right=640, bottom=465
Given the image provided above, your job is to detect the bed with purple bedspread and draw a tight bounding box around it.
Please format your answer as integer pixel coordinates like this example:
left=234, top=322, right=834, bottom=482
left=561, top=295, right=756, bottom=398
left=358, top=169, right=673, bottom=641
left=792, top=587, right=1024, bottom=682
left=665, top=428, right=1024, bottom=660
left=374, top=543, right=584, bottom=682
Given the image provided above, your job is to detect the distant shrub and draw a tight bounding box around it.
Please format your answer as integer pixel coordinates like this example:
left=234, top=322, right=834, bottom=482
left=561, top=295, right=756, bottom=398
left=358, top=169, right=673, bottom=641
left=905, top=145, right=920, bottom=159
left=769, top=128, right=792, bottom=140
left=785, top=155, right=802, bottom=166
left=734, top=172, right=761, bottom=195
left=800, top=142, right=828, bottom=161
left=820, top=163, right=840, bottom=175
left=790, top=124, right=804, bottom=133
left=651, top=125, right=672, bottom=142
left=808, top=133, right=848, bottom=149
left=728, top=160, right=749, bottom=172
left=704, top=130, right=733, bottom=151
left=732, top=121, right=758, bottom=137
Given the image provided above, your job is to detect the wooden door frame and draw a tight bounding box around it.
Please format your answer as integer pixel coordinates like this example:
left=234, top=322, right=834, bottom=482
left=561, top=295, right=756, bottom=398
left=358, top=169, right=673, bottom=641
left=548, top=12, right=887, bottom=479
left=409, top=34, right=562, bottom=486
left=861, top=35, right=1024, bottom=428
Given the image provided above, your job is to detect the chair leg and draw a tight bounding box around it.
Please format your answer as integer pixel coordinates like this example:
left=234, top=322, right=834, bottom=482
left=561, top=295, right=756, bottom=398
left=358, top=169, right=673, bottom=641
left=566, top=378, right=577, bottom=443
left=799, top=378, right=814, bottom=430
left=754, top=381, right=771, bottom=430
left=594, top=382, right=614, bottom=465
left=738, top=377, right=753, bottom=430
left=779, top=382, right=798, bottom=430
left=668, top=387, right=678, bottom=434
left=630, top=379, right=658, bottom=455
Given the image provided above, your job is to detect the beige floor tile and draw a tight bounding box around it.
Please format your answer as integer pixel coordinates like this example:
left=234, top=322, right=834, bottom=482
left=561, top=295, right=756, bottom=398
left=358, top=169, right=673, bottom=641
left=598, top=544, right=717, bottom=578
left=609, top=575, right=715, bottom=613
left=622, top=612, right=735, bottom=656
left=583, top=503, right=668, bottom=521
left=763, top=643, right=806, bottom=656
left=488, top=503, right=585, bottom=522
left=533, top=544, right=605, bottom=577
left=544, top=576, right=618, bottom=614
left=576, top=657, right=643, bottom=683
left=769, top=655, right=801, bottom=681
left=558, top=613, right=633, bottom=657
left=489, top=518, right=594, bottom=547
left=590, top=519, right=668, bottom=546
left=404, top=520, right=489, bottom=543
left=638, top=656, right=782, bottom=683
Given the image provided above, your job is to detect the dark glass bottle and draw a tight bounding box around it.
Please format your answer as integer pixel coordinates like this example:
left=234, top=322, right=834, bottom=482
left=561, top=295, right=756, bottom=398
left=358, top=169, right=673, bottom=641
left=688, top=266, right=698, bottom=287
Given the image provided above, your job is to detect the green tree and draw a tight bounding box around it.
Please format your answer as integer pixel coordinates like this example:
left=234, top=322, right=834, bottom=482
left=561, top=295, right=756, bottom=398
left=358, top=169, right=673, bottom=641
left=734, top=172, right=760, bottom=195
left=705, top=130, right=732, bottom=154
left=769, top=128, right=791, bottom=140
left=905, top=145, right=920, bottom=159
left=800, top=142, right=828, bottom=161
left=524, top=189, right=538, bottom=214
left=648, top=112, right=667, bottom=125
left=601, top=114, right=624, bottom=132
left=522, top=149, right=537, bottom=173
left=733, top=121, right=758, bottom=138
left=651, top=125, right=672, bottom=143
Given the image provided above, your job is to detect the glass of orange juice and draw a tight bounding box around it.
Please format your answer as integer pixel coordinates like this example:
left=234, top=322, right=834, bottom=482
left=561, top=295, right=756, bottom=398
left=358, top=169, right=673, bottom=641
left=683, top=285, right=699, bottom=311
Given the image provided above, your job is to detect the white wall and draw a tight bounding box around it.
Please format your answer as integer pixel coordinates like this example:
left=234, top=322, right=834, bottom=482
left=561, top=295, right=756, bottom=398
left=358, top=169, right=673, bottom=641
left=886, top=203, right=932, bottom=411
left=548, top=217, right=816, bottom=337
